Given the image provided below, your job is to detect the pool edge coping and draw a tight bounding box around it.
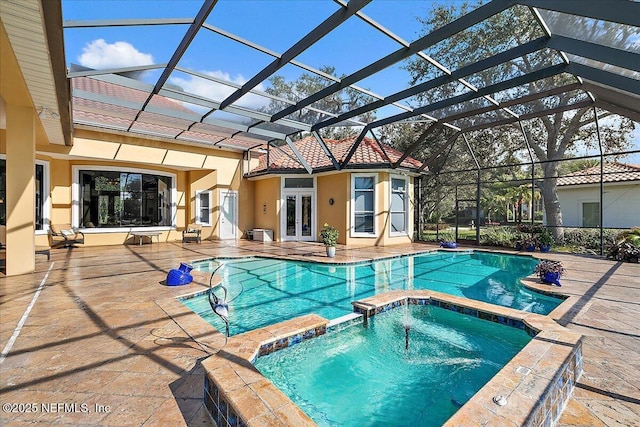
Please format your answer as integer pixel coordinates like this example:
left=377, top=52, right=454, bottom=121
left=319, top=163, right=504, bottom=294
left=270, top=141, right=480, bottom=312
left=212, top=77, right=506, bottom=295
left=198, top=289, right=583, bottom=427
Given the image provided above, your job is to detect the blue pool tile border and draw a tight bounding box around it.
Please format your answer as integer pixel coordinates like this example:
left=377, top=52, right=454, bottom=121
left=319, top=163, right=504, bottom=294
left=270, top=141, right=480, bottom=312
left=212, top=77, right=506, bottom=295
left=257, top=325, right=327, bottom=358
left=354, top=297, right=536, bottom=337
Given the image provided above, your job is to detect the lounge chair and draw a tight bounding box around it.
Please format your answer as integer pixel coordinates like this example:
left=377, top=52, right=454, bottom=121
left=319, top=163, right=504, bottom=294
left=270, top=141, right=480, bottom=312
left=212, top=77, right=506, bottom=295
left=50, top=223, right=85, bottom=248
left=182, top=224, right=202, bottom=244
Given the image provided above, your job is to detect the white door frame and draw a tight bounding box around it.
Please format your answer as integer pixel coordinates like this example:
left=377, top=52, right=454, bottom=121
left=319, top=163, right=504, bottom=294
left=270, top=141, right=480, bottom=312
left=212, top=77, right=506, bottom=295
left=219, top=190, right=238, bottom=240
left=281, top=190, right=316, bottom=242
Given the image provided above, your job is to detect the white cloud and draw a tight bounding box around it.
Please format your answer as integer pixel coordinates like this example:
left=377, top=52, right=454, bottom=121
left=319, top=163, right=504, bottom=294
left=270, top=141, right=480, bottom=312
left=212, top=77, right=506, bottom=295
left=169, top=70, right=270, bottom=111
left=78, top=39, right=154, bottom=69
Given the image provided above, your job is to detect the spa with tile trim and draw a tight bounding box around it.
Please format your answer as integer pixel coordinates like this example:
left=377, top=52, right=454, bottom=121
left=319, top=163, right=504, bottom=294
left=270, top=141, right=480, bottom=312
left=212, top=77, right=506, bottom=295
left=196, top=289, right=582, bottom=426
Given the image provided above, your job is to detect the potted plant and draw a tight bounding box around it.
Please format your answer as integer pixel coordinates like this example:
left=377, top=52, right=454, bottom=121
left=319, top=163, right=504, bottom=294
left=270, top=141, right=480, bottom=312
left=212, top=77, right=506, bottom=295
left=537, top=228, right=554, bottom=253
left=534, top=260, right=566, bottom=286
left=514, top=232, right=525, bottom=251
left=606, top=228, right=640, bottom=263
left=320, top=223, right=339, bottom=257
left=524, top=235, right=538, bottom=252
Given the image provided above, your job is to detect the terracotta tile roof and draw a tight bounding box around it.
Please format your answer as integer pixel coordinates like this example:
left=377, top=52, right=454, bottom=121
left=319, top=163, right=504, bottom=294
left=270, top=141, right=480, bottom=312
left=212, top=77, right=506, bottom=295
left=557, top=162, right=640, bottom=186
left=250, top=136, right=424, bottom=174
left=71, top=76, right=267, bottom=151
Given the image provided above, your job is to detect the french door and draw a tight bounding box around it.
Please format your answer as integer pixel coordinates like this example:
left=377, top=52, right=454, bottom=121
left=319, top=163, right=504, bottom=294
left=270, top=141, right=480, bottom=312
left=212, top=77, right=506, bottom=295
left=219, top=190, right=238, bottom=240
left=282, top=192, right=314, bottom=241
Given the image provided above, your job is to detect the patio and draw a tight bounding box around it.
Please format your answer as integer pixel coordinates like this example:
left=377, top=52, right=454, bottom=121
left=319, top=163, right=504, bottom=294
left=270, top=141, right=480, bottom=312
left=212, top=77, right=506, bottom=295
left=0, top=241, right=638, bottom=426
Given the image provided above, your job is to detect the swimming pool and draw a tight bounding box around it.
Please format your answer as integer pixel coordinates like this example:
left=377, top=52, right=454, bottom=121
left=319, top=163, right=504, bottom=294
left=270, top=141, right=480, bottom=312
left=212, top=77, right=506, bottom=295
left=183, top=251, right=561, bottom=336
left=254, top=304, right=531, bottom=426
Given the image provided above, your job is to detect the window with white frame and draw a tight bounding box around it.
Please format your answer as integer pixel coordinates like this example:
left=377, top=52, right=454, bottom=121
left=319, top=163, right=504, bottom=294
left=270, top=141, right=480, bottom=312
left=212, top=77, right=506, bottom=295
left=390, top=176, right=408, bottom=235
left=351, top=174, right=376, bottom=236
left=0, top=156, right=49, bottom=232
left=77, top=169, right=173, bottom=228
left=196, top=190, right=212, bottom=225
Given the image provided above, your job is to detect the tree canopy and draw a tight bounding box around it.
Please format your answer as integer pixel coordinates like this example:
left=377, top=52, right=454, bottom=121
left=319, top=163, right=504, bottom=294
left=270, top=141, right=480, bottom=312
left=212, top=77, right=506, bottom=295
left=383, top=2, right=635, bottom=241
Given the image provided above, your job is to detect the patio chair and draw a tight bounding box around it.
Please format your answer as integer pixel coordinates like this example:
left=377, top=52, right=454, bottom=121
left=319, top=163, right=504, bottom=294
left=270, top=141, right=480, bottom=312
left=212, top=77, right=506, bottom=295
left=50, top=223, right=85, bottom=248
left=182, top=224, right=202, bottom=244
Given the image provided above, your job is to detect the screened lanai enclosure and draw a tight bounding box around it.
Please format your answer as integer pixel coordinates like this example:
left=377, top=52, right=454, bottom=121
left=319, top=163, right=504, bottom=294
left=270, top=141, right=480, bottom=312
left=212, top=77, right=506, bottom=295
left=60, top=0, right=639, bottom=254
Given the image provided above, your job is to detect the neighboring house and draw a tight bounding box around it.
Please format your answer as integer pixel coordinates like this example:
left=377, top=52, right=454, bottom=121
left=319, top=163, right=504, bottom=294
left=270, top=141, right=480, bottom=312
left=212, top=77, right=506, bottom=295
left=555, top=162, right=640, bottom=228
left=247, top=136, right=423, bottom=245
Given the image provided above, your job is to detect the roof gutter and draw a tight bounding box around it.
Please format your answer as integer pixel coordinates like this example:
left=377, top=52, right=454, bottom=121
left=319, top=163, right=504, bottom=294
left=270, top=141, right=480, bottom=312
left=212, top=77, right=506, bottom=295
left=41, top=0, right=73, bottom=146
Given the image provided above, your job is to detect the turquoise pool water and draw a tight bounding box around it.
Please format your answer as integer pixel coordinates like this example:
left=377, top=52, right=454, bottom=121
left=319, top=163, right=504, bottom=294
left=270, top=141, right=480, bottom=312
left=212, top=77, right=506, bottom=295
left=255, top=305, right=531, bottom=426
left=182, top=251, right=561, bottom=336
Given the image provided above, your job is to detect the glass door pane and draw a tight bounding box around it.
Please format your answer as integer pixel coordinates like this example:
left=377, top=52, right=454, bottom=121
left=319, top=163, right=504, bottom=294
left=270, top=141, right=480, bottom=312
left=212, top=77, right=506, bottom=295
left=286, top=195, right=296, bottom=237
left=301, top=195, right=312, bottom=237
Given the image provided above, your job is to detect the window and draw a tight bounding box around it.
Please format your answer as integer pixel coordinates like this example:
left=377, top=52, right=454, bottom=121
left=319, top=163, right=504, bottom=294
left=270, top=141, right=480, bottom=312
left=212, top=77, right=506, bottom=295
left=582, top=202, right=600, bottom=227
left=0, top=157, right=49, bottom=232
left=390, top=176, right=408, bottom=235
left=78, top=170, right=172, bottom=228
left=284, top=177, right=314, bottom=188
left=196, top=190, right=212, bottom=225
left=351, top=174, right=376, bottom=236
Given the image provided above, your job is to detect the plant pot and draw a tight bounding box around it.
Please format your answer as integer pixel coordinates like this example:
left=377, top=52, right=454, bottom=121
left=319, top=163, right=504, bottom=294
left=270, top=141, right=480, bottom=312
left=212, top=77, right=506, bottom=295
left=166, top=268, right=193, bottom=286
left=539, top=244, right=551, bottom=253
left=178, top=262, right=194, bottom=273
left=440, top=241, right=458, bottom=249
left=326, top=246, right=336, bottom=258
left=515, top=243, right=522, bottom=251
left=525, top=244, right=536, bottom=252
left=541, top=271, right=561, bottom=286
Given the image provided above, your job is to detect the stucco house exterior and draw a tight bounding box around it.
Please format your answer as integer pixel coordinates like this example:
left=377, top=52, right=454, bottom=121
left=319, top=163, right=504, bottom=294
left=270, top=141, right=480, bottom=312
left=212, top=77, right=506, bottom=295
left=1, top=25, right=424, bottom=275
left=555, top=162, right=640, bottom=228
left=247, top=136, right=423, bottom=246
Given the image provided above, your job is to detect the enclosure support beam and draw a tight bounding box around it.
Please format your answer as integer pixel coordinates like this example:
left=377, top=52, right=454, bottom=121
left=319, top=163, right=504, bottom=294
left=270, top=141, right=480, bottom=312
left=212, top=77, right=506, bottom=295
left=394, top=122, right=441, bottom=168
left=518, top=0, right=639, bottom=27
left=463, top=134, right=481, bottom=245
left=518, top=122, right=536, bottom=227
left=369, top=64, right=567, bottom=129
left=415, top=176, right=423, bottom=242
left=340, top=126, right=371, bottom=169
left=418, top=132, right=461, bottom=173
left=311, top=131, right=341, bottom=171
left=219, top=0, right=372, bottom=110
left=131, top=0, right=218, bottom=130
left=594, top=106, right=605, bottom=256
left=275, top=0, right=513, bottom=123
left=285, top=136, right=313, bottom=174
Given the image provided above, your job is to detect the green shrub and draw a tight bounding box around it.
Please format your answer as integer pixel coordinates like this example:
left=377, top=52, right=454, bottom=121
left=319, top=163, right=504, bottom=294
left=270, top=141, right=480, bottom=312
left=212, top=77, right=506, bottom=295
left=424, top=222, right=450, bottom=231
left=480, top=226, right=518, bottom=248
left=563, top=228, right=619, bottom=251
left=438, top=230, right=456, bottom=242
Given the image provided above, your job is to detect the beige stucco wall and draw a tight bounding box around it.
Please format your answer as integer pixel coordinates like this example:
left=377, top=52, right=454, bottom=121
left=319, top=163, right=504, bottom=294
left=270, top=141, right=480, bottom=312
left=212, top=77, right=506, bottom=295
left=255, top=171, right=416, bottom=247
left=253, top=177, right=280, bottom=239
left=317, top=173, right=349, bottom=245
left=1, top=127, right=252, bottom=248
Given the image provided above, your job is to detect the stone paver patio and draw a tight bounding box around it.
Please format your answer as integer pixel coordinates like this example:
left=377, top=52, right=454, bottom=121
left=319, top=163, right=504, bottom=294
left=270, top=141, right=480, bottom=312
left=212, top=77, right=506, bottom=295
left=0, top=241, right=638, bottom=426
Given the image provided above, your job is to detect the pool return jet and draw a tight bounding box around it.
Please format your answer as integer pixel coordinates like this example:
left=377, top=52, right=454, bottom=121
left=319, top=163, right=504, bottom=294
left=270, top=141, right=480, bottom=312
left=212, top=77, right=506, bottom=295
left=208, top=264, right=230, bottom=337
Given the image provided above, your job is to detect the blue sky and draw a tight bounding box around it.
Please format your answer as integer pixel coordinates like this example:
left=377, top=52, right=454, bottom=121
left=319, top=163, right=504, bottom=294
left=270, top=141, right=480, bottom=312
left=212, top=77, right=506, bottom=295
left=61, top=0, right=450, bottom=123
left=61, top=1, right=436, bottom=94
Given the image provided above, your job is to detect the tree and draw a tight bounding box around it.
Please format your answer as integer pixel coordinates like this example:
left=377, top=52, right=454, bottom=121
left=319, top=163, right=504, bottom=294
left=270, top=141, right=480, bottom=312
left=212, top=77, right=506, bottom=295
left=395, top=2, right=634, bottom=242
left=261, top=66, right=375, bottom=140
